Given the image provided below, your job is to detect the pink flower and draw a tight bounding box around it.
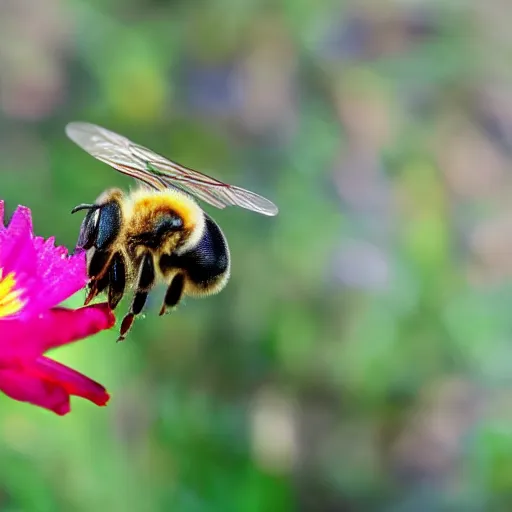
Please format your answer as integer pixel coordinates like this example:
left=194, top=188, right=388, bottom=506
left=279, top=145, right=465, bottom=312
left=0, top=200, right=115, bottom=415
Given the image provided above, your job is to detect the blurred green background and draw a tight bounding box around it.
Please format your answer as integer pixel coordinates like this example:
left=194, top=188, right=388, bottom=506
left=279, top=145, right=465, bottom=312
left=2, top=0, right=512, bottom=510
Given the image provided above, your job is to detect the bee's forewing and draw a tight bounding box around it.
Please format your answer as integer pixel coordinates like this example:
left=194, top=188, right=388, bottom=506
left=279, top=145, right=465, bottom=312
left=65, top=122, right=279, bottom=216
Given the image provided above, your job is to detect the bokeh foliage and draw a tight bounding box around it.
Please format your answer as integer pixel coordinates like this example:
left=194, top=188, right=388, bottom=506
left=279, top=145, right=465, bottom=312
left=2, top=0, right=512, bottom=510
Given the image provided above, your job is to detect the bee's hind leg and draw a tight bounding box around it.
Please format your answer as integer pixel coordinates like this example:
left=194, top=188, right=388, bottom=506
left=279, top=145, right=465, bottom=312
left=118, top=252, right=154, bottom=342
left=159, top=273, right=185, bottom=316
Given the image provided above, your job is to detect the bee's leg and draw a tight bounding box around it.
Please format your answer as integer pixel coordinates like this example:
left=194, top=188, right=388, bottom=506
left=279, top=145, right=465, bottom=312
left=108, top=252, right=126, bottom=310
left=159, top=273, right=185, bottom=316
left=88, top=249, right=112, bottom=279
left=84, top=271, right=110, bottom=306
left=83, top=248, right=113, bottom=306
left=118, top=253, right=154, bottom=342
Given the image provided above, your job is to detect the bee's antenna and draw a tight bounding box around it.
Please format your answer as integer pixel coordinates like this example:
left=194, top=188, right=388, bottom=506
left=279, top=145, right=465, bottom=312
left=71, top=203, right=98, bottom=214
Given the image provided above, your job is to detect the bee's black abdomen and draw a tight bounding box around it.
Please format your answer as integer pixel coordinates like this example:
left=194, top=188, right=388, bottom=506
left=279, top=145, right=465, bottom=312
left=160, top=214, right=229, bottom=288
left=189, top=215, right=229, bottom=281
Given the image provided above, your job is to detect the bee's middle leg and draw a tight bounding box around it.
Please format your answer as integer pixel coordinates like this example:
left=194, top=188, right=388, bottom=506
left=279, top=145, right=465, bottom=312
left=159, top=273, right=185, bottom=315
left=118, top=252, right=155, bottom=341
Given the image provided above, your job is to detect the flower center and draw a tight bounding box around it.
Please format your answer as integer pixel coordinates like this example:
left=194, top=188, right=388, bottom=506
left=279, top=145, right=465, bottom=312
left=0, top=269, right=25, bottom=318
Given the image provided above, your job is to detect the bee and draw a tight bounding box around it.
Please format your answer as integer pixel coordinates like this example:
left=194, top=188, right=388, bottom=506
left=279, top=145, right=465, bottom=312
left=65, top=122, right=278, bottom=341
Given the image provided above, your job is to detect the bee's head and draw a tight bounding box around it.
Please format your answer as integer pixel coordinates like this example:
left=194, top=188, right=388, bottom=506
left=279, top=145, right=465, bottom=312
left=71, top=189, right=124, bottom=252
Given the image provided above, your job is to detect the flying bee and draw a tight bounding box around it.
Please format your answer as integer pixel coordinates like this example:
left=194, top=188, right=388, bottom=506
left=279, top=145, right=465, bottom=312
left=65, top=122, right=278, bottom=341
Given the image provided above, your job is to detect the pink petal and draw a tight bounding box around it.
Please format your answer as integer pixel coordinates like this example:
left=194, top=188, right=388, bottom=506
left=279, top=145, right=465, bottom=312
left=0, top=205, right=89, bottom=318
left=31, top=356, right=110, bottom=407
left=39, top=303, right=116, bottom=351
left=2, top=205, right=33, bottom=241
left=0, top=356, right=110, bottom=415
left=30, top=247, right=88, bottom=314
left=0, top=303, right=115, bottom=363
left=0, top=209, right=36, bottom=276
left=0, top=201, right=113, bottom=416
left=0, top=366, right=71, bottom=415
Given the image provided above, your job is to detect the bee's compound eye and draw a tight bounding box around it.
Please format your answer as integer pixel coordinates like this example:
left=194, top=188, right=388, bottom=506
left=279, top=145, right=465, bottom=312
left=91, top=209, right=100, bottom=226
left=95, top=201, right=122, bottom=250
left=76, top=207, right=100, bottom=250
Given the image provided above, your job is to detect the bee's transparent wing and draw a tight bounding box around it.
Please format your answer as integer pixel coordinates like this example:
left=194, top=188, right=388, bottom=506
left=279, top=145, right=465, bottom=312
left=65, top=122, right=279, bottom=216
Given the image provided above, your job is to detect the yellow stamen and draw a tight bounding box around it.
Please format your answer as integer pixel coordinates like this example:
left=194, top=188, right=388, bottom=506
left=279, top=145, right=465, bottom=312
left=0, top=269, right=25, bottom=318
